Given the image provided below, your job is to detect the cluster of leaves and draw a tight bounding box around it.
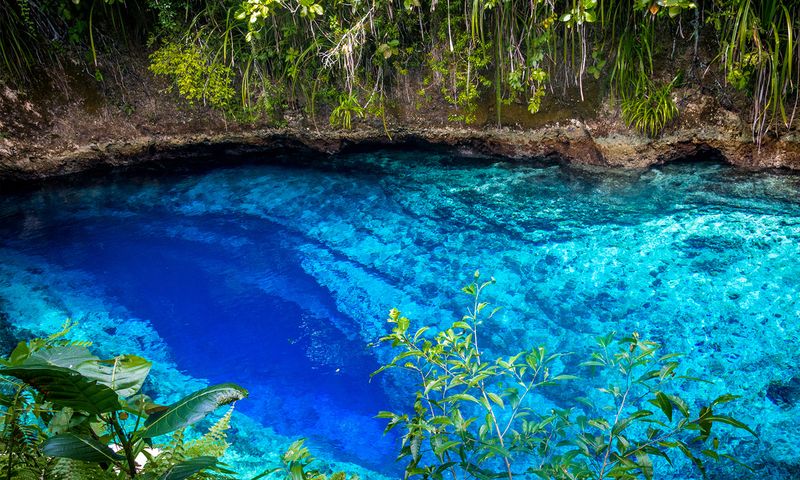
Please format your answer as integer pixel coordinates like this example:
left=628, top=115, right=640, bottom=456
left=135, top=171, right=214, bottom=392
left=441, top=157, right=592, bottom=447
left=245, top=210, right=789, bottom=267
left=710, top=0, right=799, bottom=144
left=3, top=0, right=799, bottom=141
left=429, top=26, right=493, bottom=124
left=368, top=272, right=753, bottom=480
left=329, top=93, right=366, bottom=130
left=259, top=439, right=358, bottom=480
left=621, top=78, right=681, bottom=137
left=0, top=275, right=756, bottom=480
left=0, top=321, right=247, bottom=479
left=149, top=41, right=235, bottom=110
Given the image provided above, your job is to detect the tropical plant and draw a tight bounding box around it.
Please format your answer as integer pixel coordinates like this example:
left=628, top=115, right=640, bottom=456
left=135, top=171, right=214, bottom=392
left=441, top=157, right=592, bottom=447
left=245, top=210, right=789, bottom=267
left=329, top=93, right=366, bottom=130
left=149, top=41, right=235, bottom=110
left=621, top=77, right=681, bottom=137
left=0, top=321, right=247, bottom=479
left=372, top=272, right=754, bottom=480
left=711, top=0, right=799, bottom=145
left=257, top=439, right=358, bottom=480
left=1, top=0, right=799, bottom=148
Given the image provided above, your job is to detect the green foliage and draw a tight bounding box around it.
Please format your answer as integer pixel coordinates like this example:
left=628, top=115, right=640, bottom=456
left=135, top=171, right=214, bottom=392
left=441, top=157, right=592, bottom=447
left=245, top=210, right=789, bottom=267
left=371, top=272, right=753, bottom=480
left=149, top=41, right=235, bottom=110
left=147, top=0, right=183, bottom=35
left=258, top=439, right=359, bottom=480
left=0, top=321, right=247, bottom=479
left=138, top=384, right=247, bottom=439
left=329, top=93, right=366, bottom=130
left=429, top=28, right=492, bottom=124
left=710, top=0, right=799, bottom=144
left=0, top=281, right=756, bottom=480
left=560, top=0, right=599, bottom=26
left=1, top=0, right=799, bottom=140
left=141, top=422, right=233, bottom=480
left=621, top=78, right=680, bottom=137
left=183, top=407, right=234, bottom=459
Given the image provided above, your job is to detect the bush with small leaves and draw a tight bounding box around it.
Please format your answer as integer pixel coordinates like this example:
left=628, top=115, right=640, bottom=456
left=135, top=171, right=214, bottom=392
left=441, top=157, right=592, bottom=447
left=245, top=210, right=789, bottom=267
left=371, top=272, right=754, bottom=480
left=257, top=439, right=359, bottom=480
left=149, top=41, right=235, bottom=110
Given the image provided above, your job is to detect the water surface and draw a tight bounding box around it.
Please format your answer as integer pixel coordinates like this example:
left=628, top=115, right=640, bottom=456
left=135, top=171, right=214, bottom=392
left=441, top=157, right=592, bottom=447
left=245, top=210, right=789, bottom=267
left=1, top=150, right=799, bottom=478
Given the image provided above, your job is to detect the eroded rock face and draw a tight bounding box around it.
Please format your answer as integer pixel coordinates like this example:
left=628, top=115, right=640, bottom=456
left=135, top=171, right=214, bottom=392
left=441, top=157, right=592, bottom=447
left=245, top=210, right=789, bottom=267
left=1, top=70, right=799, bottom=183
left=3, top=123, right=800, bottom=184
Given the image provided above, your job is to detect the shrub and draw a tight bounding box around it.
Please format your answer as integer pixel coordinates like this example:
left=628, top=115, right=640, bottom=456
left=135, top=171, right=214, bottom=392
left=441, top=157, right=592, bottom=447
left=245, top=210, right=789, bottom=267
left=149, top=41, right=235, bottom=110
left=257, top=439, right=357, bottom=480
left=370, top=272, right=753, bottom=479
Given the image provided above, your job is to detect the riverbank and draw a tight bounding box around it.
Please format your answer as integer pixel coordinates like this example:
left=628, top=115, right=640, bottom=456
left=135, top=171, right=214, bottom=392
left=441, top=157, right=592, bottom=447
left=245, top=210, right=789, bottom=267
left=2, top=60, right=800, bottom=185
left=4, top=122, right=800, bottom=184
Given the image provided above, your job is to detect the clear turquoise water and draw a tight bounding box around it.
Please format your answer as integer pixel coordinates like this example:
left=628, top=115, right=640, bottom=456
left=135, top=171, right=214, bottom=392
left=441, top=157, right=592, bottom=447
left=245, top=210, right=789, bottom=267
left=0, top=149, right=799, bottom=478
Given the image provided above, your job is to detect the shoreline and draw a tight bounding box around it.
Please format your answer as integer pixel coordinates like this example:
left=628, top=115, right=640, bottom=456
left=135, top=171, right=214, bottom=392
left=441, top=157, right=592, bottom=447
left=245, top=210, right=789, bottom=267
left=3, top=123, right=800, bottom=186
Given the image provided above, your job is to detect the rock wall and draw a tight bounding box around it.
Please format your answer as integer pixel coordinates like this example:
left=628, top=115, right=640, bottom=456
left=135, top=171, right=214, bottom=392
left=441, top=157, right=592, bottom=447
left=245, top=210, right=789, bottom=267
left=2, top=57, right=800, bottom=184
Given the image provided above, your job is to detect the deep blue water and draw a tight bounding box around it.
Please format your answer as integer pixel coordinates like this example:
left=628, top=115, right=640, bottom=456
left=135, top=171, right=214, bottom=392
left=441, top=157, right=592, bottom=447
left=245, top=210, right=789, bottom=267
left=1, top=150, right=800, bottom=478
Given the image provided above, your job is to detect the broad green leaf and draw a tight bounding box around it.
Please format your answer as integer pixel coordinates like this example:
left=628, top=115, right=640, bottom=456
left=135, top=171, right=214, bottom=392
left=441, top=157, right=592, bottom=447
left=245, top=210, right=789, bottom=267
left=7, top=341, right=32, bottom=366
left=666, top=394, right=690, bottom=417
left=78, top=354, right=152, bottom=398
left=138, top=383, right=247, bottom=438
left=588, top=418, right=610, bottom=431
left=433, top=440, right=460, bottom=456
left=481, top=443, right=510, bottom=459
left=701, top=449, right=719, bottom=460
left=42, top=433, right=123, bottom=463
left=1, top=365, right=121, bottom=414
left=636, top=451, right=654, bottom=480
left=710, top=394, right=740, bottom=407
left=25, top=346, right=98, bottom=369
left=613, top=410, right=653, bottom=435
left=410, top=433, right=422, bottom=462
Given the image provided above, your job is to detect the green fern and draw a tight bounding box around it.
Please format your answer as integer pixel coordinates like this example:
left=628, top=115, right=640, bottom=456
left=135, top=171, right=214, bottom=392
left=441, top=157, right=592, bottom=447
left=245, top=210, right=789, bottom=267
left=140, top=429, right=187, bottom=476
left=135, top=410, right=235, bottom=477
left=183, top=406, right=234, bottom=459
left=50, top=457, right=113, bottom=480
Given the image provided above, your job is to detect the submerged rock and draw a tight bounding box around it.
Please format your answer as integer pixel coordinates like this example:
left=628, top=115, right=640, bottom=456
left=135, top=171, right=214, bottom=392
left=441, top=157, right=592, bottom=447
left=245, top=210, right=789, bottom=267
left=767, top=377, right=800, bottom=409
left=0, top=311, right=19, bottom=355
